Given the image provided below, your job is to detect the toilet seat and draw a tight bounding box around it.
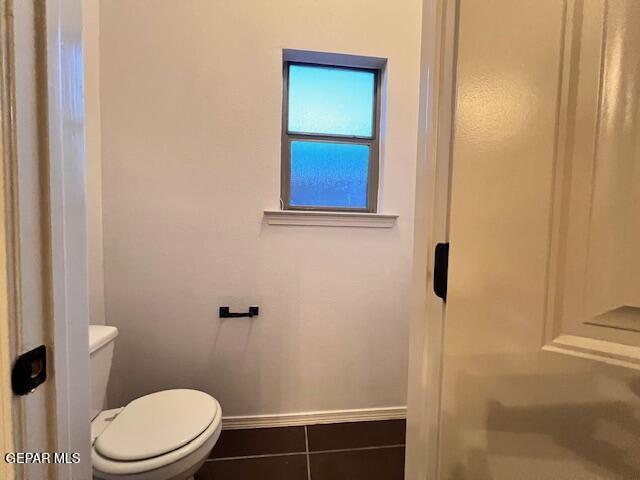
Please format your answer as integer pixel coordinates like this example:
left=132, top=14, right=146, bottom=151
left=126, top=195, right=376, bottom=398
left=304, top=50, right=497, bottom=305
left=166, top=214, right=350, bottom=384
left=92, top=390, right=222, bottom=478
left=95, top=389, right=218, bottom=461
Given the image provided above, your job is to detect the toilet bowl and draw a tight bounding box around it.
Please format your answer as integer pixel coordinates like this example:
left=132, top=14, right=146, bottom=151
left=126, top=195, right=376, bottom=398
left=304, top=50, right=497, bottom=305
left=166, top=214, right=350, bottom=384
left=91, top=389, right=221, bottom=480
left=90, top=326, right=222, bottom=480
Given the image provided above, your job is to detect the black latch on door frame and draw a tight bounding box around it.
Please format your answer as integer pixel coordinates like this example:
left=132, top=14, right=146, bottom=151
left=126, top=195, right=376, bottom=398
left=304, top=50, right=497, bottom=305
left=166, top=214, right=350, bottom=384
left=433, top=243, right=449, bottom=302
left=12, top=345, right=47, bottom=395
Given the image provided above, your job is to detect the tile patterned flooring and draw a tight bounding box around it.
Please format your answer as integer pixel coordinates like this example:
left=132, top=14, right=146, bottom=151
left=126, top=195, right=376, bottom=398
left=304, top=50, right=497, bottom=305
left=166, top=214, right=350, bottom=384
left=195, top=419, right=406, bottom=480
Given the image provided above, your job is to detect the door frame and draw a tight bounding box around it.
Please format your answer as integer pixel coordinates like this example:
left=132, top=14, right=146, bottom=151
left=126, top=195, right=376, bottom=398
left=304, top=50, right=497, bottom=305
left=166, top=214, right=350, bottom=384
left=0, top=2, right=18, bottom=477
left=405, top=0, right=457, bottom=478
left=46, top=0, right=92, bottom=478
left=1, top=0, right=91, bottom=478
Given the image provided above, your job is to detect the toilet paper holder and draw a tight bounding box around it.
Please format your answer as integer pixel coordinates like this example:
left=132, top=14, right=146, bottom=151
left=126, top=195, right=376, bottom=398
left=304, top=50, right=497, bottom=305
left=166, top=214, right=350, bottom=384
left=219, top=306, right=259, bottom=318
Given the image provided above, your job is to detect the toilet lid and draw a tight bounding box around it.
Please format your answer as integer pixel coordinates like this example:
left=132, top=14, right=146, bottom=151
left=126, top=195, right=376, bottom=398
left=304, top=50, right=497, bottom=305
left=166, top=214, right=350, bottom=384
left=95, top=389, right=218, bottom=461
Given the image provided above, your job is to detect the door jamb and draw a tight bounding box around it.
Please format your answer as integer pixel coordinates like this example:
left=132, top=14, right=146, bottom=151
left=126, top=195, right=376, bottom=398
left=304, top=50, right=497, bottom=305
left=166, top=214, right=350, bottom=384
left=0, top=0, right=18, bottom=476
left=405, top=0, right=458, bottom=478
left=45, top=0, right=92, bottom=478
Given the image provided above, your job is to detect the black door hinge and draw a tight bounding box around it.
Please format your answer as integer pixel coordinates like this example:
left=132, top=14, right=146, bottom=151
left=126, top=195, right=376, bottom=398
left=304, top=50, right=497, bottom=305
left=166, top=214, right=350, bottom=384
left=433, top=243, right=449, bottom=302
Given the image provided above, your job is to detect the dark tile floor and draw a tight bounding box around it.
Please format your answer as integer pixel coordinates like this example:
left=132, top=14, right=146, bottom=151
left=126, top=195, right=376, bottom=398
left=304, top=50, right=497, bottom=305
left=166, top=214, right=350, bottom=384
left=195, top=419, right=406, bottom=480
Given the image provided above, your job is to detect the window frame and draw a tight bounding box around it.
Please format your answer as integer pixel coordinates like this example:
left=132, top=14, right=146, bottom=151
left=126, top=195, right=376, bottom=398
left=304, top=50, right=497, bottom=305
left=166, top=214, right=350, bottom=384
left=281, top=61, right=382, bottom=213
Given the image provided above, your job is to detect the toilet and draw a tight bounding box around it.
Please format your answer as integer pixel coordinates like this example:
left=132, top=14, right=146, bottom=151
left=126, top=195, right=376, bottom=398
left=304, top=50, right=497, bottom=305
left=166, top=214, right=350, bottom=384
left=89, top=325, right=222, bottom=480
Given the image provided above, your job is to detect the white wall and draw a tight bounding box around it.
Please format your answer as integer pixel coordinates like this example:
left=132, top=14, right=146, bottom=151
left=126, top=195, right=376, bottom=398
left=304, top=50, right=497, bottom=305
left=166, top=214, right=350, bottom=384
left=84, top=0, right=105, bottom=326
left=100, top=0, right=422, bottom=416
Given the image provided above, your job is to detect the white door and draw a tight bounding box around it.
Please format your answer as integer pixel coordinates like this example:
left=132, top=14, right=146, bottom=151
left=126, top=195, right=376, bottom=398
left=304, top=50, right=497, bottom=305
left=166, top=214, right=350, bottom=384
left=437, top=0, right=640, bottom=478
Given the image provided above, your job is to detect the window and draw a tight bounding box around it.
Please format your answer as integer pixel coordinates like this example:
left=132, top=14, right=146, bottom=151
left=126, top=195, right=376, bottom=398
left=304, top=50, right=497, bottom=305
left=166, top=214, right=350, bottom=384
left=281, top=62, right=381, bottom=212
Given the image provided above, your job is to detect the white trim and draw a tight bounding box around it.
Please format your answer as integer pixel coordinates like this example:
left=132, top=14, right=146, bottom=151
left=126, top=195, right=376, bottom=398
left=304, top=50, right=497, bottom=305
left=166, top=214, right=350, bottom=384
left=264, top=210, right=398, bottom=228
left=405, top=0, right=458, bottom=479
left=283, top=49, right=387, bottom=70
left=222, top=406, right=407, bottom=430
left=544, top=335, right=640, bottom=371
left=0, top=2, right=18, bottom=474
left=46, top=0, right=92, bottom=478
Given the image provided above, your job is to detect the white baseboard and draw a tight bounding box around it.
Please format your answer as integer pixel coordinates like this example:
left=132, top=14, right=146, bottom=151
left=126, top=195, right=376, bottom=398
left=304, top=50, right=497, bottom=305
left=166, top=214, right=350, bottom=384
left=222, top=406, right=407, bottom=430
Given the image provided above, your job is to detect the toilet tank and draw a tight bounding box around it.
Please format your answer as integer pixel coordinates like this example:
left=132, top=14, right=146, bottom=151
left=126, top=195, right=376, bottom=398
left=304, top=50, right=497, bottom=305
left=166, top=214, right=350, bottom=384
left=89, top=325, right=118, bottom=420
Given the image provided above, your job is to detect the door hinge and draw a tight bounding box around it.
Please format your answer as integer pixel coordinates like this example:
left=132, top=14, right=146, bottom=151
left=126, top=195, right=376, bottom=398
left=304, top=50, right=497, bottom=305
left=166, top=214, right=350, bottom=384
left=433, top=242, right=449, bottom=302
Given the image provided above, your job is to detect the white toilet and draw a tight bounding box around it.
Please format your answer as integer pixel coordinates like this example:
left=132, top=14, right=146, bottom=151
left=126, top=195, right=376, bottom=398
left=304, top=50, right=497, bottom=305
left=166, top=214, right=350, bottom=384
left=89, top=325, right=222, bottom=480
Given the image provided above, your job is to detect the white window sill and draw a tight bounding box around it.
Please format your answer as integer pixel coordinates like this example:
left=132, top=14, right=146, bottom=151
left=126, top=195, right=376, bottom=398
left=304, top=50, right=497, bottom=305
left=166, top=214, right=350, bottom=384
left=264, top=210, right=398, bottom=228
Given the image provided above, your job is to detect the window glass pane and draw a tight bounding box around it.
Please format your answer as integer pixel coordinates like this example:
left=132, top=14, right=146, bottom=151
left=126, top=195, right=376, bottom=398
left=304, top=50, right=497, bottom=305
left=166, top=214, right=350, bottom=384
left=290, top=141, right=369, bottom=209
left=288, top=65, right=375, bottom=137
